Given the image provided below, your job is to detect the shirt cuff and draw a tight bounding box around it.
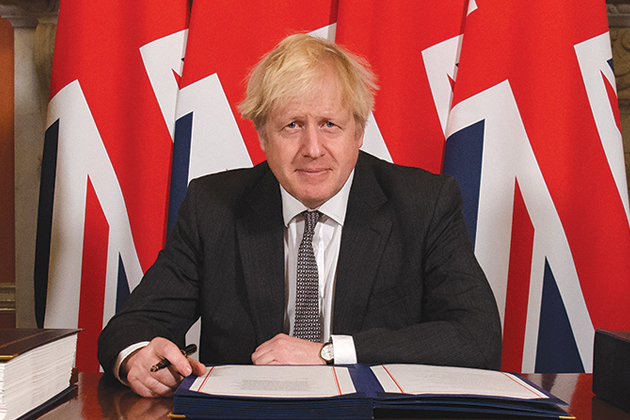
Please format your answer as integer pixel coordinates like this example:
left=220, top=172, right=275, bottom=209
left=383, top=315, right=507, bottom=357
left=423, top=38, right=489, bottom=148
left=113, top=341, right=150, bottom=386
left=330, top=335, right=357, bottom=364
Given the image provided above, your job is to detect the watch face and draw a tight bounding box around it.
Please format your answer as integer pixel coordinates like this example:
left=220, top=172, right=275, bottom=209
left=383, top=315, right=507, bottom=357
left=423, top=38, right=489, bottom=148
left=321, top=343, right=334, bottom=361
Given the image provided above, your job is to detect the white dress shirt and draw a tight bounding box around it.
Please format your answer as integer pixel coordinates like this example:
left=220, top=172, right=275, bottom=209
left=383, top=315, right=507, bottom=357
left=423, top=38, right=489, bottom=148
left=280, top=170, right=357, bottom=364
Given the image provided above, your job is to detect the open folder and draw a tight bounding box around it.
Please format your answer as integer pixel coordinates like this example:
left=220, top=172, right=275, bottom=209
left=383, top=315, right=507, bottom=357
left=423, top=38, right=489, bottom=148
left=172, top=364, right=573, bottom=419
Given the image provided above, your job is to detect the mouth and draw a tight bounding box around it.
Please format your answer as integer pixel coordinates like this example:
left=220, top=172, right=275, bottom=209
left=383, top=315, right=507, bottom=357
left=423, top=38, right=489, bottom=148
left=295, top=168, right=331, bottom=183
left=297, top=167, right=328, bottom=173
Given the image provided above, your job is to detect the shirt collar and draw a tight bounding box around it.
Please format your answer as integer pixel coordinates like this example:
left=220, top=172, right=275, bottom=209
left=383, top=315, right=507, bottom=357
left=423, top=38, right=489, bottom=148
left=281, top=170, right=354, bottom=227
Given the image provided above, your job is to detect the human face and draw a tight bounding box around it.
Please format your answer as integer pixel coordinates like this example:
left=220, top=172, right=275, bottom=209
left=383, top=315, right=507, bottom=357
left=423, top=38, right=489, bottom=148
left=259, top=73, right=363, bottom=209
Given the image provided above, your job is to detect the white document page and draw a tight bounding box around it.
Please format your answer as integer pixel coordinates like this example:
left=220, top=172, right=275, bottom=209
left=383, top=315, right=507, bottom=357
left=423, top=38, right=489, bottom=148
left=189, top=365, right=357, bottom=398
left=371, top=364, right=549, bottom=400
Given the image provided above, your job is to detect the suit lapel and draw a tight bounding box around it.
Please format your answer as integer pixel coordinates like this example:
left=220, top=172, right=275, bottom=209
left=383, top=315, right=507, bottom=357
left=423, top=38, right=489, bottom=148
left=333, top=154, right=392, bottom=334
left=235, top=154, right=393, bottom=340
left=236, top=167, right=286, bottom=344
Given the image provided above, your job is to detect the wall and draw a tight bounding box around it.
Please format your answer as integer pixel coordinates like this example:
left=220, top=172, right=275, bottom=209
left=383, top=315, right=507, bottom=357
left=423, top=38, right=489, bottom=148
left=1, top=2, right=57, bottom=328
left=610, top=22, right=630, bottom=194
left=0, top=16, right=15, bottom=328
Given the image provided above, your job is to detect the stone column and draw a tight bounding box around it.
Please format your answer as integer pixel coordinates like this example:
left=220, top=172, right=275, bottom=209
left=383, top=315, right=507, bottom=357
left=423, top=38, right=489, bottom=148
left=608, top=4, right=630, bottom=198
left=0, top=0, right=58, bottom=328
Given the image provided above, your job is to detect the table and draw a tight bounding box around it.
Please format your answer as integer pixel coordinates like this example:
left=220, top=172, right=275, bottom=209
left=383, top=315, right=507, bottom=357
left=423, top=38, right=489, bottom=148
left=35, top=372, right=630, bottom=420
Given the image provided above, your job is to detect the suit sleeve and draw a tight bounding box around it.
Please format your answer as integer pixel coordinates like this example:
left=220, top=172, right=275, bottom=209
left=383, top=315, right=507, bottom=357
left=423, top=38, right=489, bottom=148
left=97, top=180, right=204, bottom=375
left=352, top=176, right=503, bottom=370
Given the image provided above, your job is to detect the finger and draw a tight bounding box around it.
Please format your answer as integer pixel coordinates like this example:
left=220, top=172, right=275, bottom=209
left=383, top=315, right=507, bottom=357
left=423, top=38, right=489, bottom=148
left=251, top=341, right=273, bottom=364
left=251, top=348, right=268, bottom=365
left=126, top=349, right=182, bottom=386
left=127, top=365, right=181, bottom=396
left=156, top=342, right=193, bottom=377
left=133, top=378, right=176, bottom=398
left=139, top=358, right=203, bottom=396
left=252, top=353, right=277, bottom=365
left=251, top=343, right=283, bottom=365
left=136, top=383, right=173, bottom=398
left=189, top=358, right=207, bottom=376
left=251, top=334, right=297, bottom=364
left=252, top=333, right=287, bottom=356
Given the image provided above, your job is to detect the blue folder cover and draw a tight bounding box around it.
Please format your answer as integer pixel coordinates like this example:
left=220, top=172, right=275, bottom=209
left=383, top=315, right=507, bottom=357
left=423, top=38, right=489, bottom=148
left=173, top=365, right=372, bottom=419
left=172, top=364, right=572, bottom=419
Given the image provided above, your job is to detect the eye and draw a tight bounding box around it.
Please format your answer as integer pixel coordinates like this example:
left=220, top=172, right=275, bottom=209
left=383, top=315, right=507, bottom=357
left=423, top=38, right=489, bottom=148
left=324, top=121, right=336, bottom=128
left=286, top=121, right=298, bottom=129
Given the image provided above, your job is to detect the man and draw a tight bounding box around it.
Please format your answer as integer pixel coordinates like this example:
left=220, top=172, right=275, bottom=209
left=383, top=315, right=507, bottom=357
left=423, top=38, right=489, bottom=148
left=98, top=34, right=502, bottom=398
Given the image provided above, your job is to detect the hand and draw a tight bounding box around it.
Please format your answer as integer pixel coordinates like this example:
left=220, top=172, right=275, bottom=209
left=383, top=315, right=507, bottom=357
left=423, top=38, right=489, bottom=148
left=121, top=337, right=206, bottom=398
left=251, top=333, right=324, bottom=365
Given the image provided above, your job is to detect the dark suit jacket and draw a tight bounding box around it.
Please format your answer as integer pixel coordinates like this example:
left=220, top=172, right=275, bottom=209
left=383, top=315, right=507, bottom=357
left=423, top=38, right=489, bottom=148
left=98, top=152, right=502, bottom=373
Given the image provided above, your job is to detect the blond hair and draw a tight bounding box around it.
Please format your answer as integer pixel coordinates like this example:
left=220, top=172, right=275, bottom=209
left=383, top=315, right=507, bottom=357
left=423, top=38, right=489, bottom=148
left=239, top=34, right=378, bottom=135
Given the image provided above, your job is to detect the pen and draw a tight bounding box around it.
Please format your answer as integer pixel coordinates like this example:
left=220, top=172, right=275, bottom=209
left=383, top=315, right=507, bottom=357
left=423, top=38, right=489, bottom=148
left=150, top=343, right=197, bottom=372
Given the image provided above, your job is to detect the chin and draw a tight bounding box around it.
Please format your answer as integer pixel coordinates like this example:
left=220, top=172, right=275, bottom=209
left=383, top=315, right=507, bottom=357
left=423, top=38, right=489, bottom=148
left=292, top=185, right=335, bottom=208
left=299, top=195, right=328, bottom=209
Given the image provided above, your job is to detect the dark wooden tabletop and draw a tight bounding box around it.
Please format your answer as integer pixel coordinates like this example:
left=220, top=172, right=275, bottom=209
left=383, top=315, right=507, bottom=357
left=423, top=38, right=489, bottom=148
left=33, top=372, right=630, bottom=420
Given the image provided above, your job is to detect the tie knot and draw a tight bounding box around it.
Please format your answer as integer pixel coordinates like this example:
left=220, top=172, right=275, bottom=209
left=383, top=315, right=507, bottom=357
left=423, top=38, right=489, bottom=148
left=302, top=211, right=320, bottom=235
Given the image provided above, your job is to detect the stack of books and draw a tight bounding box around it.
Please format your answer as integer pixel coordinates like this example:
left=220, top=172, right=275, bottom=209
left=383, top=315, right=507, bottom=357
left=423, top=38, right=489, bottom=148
left=173, top=364, right=573, bottom=419
left=0, top=329, right=80, bottom=420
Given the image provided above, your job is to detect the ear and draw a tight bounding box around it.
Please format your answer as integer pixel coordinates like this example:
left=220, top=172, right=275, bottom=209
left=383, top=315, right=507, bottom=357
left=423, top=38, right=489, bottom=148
left=258, top=129, right=267, bottom=153
left=356, top=124, right=365, bottom=149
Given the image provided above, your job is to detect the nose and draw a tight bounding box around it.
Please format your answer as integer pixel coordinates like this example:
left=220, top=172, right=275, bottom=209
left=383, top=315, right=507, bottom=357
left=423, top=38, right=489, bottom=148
left=301, top=124, right=324, bottom=158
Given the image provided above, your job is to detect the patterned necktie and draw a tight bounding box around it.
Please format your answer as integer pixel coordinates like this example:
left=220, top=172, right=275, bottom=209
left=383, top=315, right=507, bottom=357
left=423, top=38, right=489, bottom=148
left=293, top=210, right=322, bottom=342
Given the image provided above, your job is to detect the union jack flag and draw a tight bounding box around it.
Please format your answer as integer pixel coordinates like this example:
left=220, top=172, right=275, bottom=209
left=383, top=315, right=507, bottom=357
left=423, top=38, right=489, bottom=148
left=35, top=0, right=189, bottom=372
left=36, top=0, right=629, bottom=374
left=336, top=0, right=469, bottom=172
left=444, top=0, right=630, bottom=373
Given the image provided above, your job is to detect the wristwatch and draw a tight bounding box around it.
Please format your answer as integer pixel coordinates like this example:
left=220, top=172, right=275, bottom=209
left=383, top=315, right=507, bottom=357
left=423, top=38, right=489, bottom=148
left=320, top=341, right=334, bottom=365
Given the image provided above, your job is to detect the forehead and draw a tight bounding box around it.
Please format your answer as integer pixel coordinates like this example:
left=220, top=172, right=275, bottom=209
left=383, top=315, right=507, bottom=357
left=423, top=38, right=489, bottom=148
left=269, top=72, right=349, bottom=119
